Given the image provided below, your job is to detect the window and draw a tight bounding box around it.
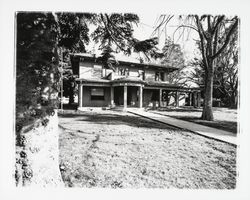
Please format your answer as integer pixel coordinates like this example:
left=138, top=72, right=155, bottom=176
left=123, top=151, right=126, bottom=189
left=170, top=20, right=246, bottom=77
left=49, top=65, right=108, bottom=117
left=155, top=72, right=160, bottom=81
left=155, top=71, right=165, bottom=81
left=138, top=70, right=145, bottom=80
left=118, top=68, right=129, bottom=76
left=91, top=88, right=104, bottom=100
left=160, top=72, right=165, bottom=81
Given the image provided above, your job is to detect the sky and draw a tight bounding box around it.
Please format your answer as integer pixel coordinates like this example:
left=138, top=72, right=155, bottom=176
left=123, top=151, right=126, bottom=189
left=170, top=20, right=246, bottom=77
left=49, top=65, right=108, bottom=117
left=134, top=14, right=200, bottom=61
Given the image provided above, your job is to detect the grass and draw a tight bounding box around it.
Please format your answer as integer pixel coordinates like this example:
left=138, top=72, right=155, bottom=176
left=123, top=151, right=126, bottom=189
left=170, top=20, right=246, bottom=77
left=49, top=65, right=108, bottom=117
left=58, top=109, right=236, bottom=189
left=152, top=107, right=238, bottom=134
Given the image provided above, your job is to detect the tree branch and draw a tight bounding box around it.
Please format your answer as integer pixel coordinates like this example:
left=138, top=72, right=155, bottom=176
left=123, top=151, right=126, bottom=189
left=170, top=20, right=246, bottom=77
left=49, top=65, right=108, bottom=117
left=100, top=14, right=128, bottom=53
left=211, top=18, right=238, bottom=59
left=212, top=15, right=225, bottom=34
left=194, top=15, right=209, bottom=71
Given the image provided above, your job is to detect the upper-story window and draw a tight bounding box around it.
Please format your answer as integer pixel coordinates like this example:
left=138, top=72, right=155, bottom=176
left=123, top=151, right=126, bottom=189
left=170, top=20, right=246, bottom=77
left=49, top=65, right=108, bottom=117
left=155, top=71, right=165, bottom=81
left=118, top=68, right=129, bottom=76
left=138, top=70, right=145, bottom=80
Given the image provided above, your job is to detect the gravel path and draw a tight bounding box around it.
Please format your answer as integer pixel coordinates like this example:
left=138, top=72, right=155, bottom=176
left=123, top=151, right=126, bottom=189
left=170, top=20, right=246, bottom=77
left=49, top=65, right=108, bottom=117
left=58, top=109, right=236, bottom=189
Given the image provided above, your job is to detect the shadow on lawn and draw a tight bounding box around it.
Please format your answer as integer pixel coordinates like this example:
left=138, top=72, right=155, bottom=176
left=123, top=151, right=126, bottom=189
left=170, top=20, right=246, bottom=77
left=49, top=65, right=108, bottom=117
left=157, top=107, right=202, bottom=112
left=155, top=107, right=238, bottom=134
left=158, top=114, right=237, bottom=134
left=59, top=111, right=177, bottom=130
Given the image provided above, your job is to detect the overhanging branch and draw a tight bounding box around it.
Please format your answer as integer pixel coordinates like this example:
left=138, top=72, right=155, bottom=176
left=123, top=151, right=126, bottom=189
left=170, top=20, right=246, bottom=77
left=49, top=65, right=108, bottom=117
left=211, top=18, right=238, bottom=59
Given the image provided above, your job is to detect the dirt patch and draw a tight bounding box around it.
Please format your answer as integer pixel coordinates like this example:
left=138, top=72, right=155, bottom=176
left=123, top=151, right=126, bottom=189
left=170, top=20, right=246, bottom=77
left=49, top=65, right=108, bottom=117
left=59, top=109, right=236, bottom=189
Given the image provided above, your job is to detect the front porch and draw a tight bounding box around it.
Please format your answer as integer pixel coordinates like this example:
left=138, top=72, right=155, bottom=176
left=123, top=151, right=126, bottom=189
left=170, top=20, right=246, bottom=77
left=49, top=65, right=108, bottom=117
left=77, top=79, right=201, bottom=111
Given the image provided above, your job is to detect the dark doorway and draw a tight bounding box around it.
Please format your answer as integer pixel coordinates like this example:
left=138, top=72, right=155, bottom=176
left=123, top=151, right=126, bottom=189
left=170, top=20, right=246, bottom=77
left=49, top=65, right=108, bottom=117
left=114, top=86, right=124, bottom=105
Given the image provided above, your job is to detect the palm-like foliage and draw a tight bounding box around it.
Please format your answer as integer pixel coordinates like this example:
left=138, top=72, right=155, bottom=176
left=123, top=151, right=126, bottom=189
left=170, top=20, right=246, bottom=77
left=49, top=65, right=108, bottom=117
left=91, top=13, right=139, bottom=53
left=56, top=12, right=94, bottom=53
left=91, top=13, right=162, bottom=64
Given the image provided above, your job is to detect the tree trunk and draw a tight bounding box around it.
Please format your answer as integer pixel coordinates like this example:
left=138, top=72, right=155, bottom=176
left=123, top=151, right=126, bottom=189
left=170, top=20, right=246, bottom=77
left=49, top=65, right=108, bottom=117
left=230, top=93, right=237, bottom=109
left=15, top=110, right=64, bottom=187
left=201, top=64, right=214, bottom=121
left=68, top=81, right=75, bottom=105
left=68, top=88, right=74, bottom=105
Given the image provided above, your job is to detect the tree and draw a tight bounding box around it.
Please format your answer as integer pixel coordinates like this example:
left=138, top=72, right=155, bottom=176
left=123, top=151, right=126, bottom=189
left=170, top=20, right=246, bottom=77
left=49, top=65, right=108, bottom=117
left=192, top=15, right=238, bottom=120
left=154, top=15, right=239, bottom=120
left=16, top=12, right=62, bottom=186
left=56, top=13, right=93, bottom=105
left=214, top=30, right=238, bottom=108
left=91, top=13, right=162, bottom=65
left=62, top=67, right=77, bottom=105
left=16, top=12, right=59, bottom=133
left=161, top=37, right=187, bottom=85
left=188, top=28, right=239, bottom=108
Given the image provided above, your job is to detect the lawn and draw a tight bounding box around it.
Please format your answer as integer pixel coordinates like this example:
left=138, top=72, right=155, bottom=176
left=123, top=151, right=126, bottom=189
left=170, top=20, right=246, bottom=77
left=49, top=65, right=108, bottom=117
left=151, top=107, right=238, bottom=134
left=58, top=109, right=236, bottom=189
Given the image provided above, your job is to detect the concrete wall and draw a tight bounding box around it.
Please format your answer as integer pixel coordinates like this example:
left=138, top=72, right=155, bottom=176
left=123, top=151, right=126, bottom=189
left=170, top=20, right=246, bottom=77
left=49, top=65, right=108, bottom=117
left=81, top=86, right=111, bottom=107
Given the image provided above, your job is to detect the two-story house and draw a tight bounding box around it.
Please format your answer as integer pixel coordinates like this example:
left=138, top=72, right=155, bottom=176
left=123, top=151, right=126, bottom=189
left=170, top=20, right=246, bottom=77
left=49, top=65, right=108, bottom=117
left=70, top=53, right=201, bottom=110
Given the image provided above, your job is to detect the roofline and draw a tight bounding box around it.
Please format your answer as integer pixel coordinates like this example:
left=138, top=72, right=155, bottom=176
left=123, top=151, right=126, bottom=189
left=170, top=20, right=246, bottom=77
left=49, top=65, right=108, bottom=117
left=75, top=78, right=201, bottom=90
left=70, top=53, right=178, bottom=71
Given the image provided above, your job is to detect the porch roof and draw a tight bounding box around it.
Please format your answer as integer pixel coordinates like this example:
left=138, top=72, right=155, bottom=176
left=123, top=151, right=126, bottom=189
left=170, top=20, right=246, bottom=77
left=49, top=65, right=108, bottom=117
left=76, top=78, right=110, bottom=83
left=76, top=78, right=201, bottom=91
left=145, top=81, right=182, bottom=89
left=111, top=77, right=145, bottom=84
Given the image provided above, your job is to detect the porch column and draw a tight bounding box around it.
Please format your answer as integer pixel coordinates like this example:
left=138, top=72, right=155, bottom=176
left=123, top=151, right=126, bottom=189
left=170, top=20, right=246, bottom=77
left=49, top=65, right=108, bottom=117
left=197, top=92, right=201, bottom=108
left=189, top=92, right=192, bottom=106
left=138, top=86, right=143, bottom=108
left=159, top=89, right=162, bottom=107
left=123, top=85, right=127, bottom=111
left=110, top=86, right=114, bottom=107
left=175, top=91, right=179, bottom=107
left=166, top=91, right=169, bottom=106
left=193, top=92, right=197, bottom=108
left=79, top=82, right=83, bottom=107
